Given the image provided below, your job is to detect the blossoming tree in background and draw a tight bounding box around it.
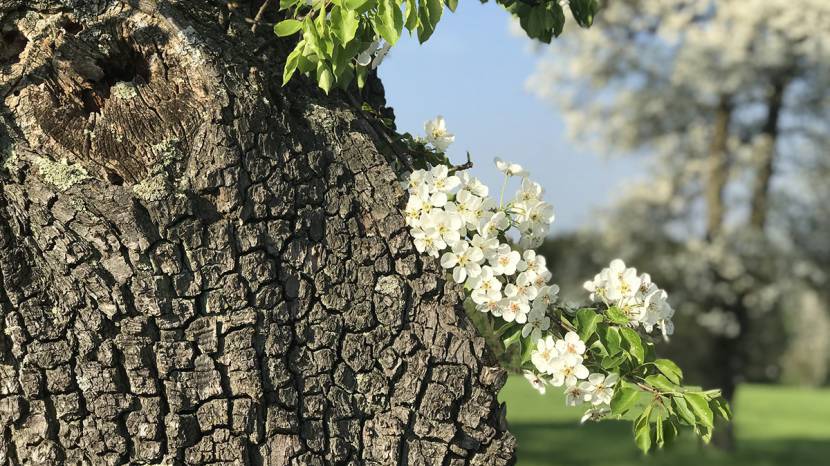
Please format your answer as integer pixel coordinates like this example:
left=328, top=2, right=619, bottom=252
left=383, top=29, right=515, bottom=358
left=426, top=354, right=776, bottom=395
left=525, top=0, right=830, bottom=448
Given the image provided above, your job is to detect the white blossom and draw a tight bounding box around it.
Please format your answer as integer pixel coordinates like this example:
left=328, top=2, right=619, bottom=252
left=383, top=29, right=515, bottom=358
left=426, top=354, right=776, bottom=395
left=490, top=243, right=521, bottom=276
left=524, top=370, right=547, bottom=395
left=522, top=307, right=551, bottom=342
left=580, top=373, right=620, bottom=406
left=469, top=266, right=502, bottom=304
left=494, top=157, right=528, bottom=177
left=501, top=297, right=530, bottom=324
left=440, top=240, right=484, bottom=283
left=424, top=116, right=455, bottom=151
left=565, top=384, right=588, bottom=407
left=531, top=336, right=560, bottom=374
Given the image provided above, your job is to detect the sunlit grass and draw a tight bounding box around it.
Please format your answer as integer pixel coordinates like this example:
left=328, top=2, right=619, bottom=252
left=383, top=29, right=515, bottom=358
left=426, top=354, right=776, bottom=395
left=500, top=375, right=830, bottom=466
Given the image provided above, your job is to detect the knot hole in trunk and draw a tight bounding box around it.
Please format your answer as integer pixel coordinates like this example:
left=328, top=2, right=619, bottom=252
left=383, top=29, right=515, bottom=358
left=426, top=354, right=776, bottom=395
left=0, top=25, right=27, bottom=66
left=79, top=39, right=152, bottom=115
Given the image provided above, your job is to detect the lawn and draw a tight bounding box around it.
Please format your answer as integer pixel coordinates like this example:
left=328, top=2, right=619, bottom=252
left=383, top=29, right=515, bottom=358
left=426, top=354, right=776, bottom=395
left=500, top=375, right=830, bottom=466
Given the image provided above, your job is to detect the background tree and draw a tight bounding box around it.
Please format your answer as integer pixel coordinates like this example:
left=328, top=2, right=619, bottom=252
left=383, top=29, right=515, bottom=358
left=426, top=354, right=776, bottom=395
left=527, top=0, right=830, bottom=449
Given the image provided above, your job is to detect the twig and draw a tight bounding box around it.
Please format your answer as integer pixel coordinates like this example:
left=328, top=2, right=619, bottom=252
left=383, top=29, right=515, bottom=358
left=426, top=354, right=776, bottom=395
left=449, top=151, right=473, bottom=173
left=251, top=0, right=272, bottom=32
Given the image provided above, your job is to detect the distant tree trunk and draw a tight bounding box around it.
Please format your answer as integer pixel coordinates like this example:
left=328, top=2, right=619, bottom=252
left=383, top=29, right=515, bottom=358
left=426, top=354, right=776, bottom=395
left=702, top=95, right=738, bottom=451
left=0, top=1, right=515, bottom=465
left=749, top=80, right=786, bottom=231
left=704, top=95, right=733, bottom=241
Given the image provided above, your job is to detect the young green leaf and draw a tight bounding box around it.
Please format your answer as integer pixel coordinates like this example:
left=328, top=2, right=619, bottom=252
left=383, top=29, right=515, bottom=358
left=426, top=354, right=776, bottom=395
left=374, top=0, right=404, bottom=45
left=671, top=396, right=697, bottom=426
left=282, top=41, right=304, bottom=85
left=644, top=374, right=677, bottom=394
left=503, top=327, right=522, bottom=350
left=445, top=0, right=458, bottom=13
left=417, top=0, right=443, bottom=43
left=634, top=406, right=653, bottom=454
left=316, top=61, right=334, bottom=94
left=610, top=386, right=641, bottom=416
left=654, top=358, right=683, bottom=384
left=330, top=7, right=360, bottom=45
left=405, top=0, right=419, bottom=31
left=569, top=0, right=600, bottom=28
left=710, top=396, right=733, bottom=421
left=274, top=19, right=303, bottom=37
left=356, top=64, right=369, bottom=88
left=620, top=327, right=644, bottom=364
left=343, top=0, right=371, bottom=11
left=685, top=393, right=714, bottom=428
left=605, top=306, right=630, bottom=325
left=576, top=308, right=602, bottom=342
left=600, top=352, right=626, bottom=371
left=599, top=325, right=622, bottom=355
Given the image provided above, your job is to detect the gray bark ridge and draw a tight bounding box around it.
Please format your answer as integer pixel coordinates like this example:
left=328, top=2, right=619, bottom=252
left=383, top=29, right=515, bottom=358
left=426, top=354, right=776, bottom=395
left=0, top=1, right=516, bottom=465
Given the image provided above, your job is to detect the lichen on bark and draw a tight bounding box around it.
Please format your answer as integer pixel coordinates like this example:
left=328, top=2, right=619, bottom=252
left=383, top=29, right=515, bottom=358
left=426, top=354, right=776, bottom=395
left=0, top=1, right=516, bottom=465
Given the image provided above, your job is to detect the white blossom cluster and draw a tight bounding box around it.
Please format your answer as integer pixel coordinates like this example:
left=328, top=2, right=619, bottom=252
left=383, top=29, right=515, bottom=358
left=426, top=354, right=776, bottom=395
left=527, top=331, right=618, bottom=421
left=403, top=117, right=646, bottom=423
left=403, top=133, right=557, bottom=342
left=583, top=259, right=675, bottom=338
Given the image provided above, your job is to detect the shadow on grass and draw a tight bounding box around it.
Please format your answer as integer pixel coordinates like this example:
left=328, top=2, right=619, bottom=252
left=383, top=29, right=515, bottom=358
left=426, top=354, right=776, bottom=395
left=510, top=421, right=830, bottom=466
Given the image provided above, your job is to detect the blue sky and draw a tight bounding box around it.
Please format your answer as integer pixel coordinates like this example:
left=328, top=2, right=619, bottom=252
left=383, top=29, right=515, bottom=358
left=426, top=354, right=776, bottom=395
left=378, top=1, right=640, bottom=232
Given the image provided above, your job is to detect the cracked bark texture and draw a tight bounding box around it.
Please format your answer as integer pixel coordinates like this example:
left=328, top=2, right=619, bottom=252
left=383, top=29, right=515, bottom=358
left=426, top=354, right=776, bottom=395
left=0, top=1, right=516, bottom=464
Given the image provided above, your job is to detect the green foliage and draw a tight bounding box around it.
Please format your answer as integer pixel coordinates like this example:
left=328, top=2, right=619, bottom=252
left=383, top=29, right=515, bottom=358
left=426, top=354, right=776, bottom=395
left=523, top=302, right=732, bottom=453
left=275, top=0, right=601, bottom=92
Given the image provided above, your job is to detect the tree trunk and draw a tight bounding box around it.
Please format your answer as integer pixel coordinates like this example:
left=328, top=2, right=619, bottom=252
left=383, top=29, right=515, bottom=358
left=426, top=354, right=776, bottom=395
left=704, top=95, right=732, bottom=241
left=702, top=95, right=736, bottom=450
left=0, top=1, right=516, bottom=465
left=748, top=80, right=785, bottom=231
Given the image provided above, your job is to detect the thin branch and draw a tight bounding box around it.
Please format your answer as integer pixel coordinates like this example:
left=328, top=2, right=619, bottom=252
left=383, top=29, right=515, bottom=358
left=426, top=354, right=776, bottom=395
left=251, top=0, right=273, bottom=32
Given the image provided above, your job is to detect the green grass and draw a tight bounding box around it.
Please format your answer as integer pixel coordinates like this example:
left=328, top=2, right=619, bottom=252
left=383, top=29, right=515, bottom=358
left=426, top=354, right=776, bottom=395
left=500, top=376, right=830, bottom=466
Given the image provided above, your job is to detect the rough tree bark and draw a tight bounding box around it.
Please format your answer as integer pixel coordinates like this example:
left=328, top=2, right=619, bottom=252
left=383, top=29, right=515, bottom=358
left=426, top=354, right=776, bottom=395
left=0, top=1, right=516, bottom=464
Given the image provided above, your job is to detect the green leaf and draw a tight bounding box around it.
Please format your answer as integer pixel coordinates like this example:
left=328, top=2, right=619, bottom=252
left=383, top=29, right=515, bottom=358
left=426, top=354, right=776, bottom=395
left=654, top=415, right=665, bottom=448
left=374, top=0, right=404, bottom=45
left=316, top=61, right=334, bottom=94
left=404, top=0, right=419, bottom=31
left=576, top=308, right=602, bottom=342
left=343, top=0, right=371, bottom=10
left=356, top=65, right=369, bottom=88
left=282, top=41, right=304, bottom=85
left=445, top=0, right=458, bottom=12
left=599, top=325, right=622, bottom=355
left=601, top=352, right=627, bottom=371
left=620, top=327, right=644, bottom=364
left=686, top=393, right=714, bottom=428
left=644, top=375, right=677, bottom=394
left=634, top=406, right=652, bottom=454
left=330, top=7, right=360, bottom=45
left=521, top=337, right=536, bottom=364
left=280, top=0, right=301, bottom=11
left=672, top=397, right=697, bottom=426
left=610, top=386, right=640, bottom=416
left=569, top=0, right=600, bottom=28
left=654, top=359, right=683, bottom=385
left=417, top=0, right=443, bottom=43
left=711, top=396, right=733, bottom=421
left=274, top=19, right=303, bottom=37
left=303, top=17, right=323, bottom=55
left=606, top=306, right=630, bottom=325
left=663, top=418, right=679, bottom=447
left=503, top=328, right=522, bottom=350
left=551, top=2, right=566, bottom=37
